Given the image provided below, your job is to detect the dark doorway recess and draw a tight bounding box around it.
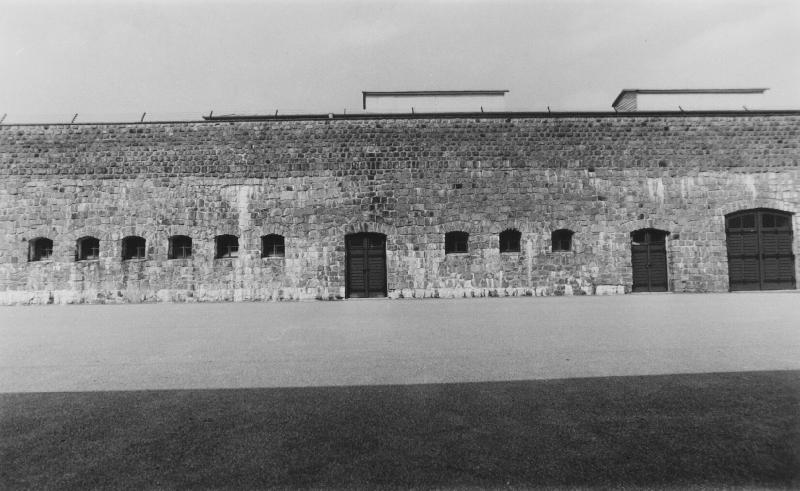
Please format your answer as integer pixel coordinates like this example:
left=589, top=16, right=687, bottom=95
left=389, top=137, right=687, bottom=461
left=631, top=228, right=669, bottom=292
left=726, top=209, right=795, bottom=291
left=346, top=233, right=387, bottom=298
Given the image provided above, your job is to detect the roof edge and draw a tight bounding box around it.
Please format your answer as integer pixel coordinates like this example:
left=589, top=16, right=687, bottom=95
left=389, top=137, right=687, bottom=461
left=362, top=90, right=510, bottom=110
left=362, top=90, right=510, bottom=96
left=3, top=109, right=800, bottom=127
left=612, top=88, right=769, bottom=109
left=202, top=109, right=800, bottom=122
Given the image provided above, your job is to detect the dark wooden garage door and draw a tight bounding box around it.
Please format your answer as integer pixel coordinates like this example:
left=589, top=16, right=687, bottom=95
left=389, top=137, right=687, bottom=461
left=726, top=209, right=795, bottom=291
left=346, top=233, right=387, bottom=298
left=631, top=229, right=669, bottom=292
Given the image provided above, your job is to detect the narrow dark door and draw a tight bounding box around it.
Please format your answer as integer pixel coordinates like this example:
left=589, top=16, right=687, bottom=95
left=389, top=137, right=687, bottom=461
left=631, top=229, right=668, bottom=292
left=726, top=210, right=795, bottom=291
left=346, top=233, right=387, bottom=298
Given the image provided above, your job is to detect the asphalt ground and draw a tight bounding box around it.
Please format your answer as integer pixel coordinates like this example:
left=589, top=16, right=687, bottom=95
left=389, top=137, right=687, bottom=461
left=1, top=292, right=799, bottom=393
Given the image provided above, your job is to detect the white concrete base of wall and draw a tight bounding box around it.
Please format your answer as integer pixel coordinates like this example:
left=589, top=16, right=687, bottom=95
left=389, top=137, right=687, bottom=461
left=0, top=283, right=629, bottom=305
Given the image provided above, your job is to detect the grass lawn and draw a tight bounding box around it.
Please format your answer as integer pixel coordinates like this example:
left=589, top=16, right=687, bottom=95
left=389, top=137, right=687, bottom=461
left=2, top=370, right=799, bottom=489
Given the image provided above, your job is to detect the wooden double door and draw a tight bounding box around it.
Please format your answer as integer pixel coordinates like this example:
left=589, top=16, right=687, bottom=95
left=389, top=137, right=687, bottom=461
left=631, top=229, right=669, bottom=292
left=346, top=233, right=387, bottom=298
left=726, top=209, right=795, bottom=291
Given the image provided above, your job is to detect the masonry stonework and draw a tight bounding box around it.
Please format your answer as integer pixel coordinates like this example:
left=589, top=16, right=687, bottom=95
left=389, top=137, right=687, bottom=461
left=1, top=113, right=798, bottom=304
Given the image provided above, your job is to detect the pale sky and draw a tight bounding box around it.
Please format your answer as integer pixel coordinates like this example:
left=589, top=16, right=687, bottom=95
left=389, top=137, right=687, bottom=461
left=1, top=0, right=798, bottom=123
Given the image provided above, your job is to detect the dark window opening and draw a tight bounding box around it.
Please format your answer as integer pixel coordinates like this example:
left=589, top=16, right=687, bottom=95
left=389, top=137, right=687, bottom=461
left=774, top=215, right=790, bottom=228
left=445, top=231, right=469, bottom=254
left=122, top=236, right=146, bottom=260
left=76, top=236, right=100, bottom=261
left=29, top=237, right=53, bottom=262
left=552, top=229, right=575, bottom=251
left=215, top=235, right=239, bottom=259
left=732, top=213, right=756, bottom=229
left=262, top=234, right=285, bottom=258
left=631, top=229, right=667, bottom=245
left=499, top=229, right=521, bottom=253
left=168, top=235, right=192, bottom=259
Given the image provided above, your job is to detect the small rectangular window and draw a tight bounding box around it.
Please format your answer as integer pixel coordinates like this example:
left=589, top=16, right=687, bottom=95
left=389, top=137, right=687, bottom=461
left=122, top=236, right=146, bottom=260
left=552, top=229, right=574, bottom=252
left=445, top=232, right=469, bottom=254
left=262, top=234, right=285, bottom=258
left=77, top=237, right=100, bottom=261
left=29, top=238, right=54, bottom=262
left=169, top=236, right=192, bottom=259
left=499, top=229, right=521, bottom=253
left=215, top=235, right=239, bottom=259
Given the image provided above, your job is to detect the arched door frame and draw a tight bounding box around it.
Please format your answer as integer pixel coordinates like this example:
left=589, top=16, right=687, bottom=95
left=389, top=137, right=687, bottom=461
left=345, top=232, right=388, bottom=298
left=630, top=228, right=670, bottom=292
left=725, top=208, right=795, bottom=291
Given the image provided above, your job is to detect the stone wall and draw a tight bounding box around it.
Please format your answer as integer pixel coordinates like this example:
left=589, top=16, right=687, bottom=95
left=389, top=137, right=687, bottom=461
left=1, top=113, right=798, bottom=304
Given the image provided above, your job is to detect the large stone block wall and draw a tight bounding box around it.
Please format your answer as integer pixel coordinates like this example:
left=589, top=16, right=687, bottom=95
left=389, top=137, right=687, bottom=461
left=0, top=114, right=798, bottom=304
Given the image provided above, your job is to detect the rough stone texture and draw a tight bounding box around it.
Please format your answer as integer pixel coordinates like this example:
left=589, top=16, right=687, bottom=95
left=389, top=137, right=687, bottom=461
left=0, top=113, right=798, bottom=304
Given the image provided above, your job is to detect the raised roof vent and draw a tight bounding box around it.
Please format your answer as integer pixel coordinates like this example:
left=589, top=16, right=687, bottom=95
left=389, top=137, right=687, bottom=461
left=612, top=88, right=768, bottom=112
left=362, top=90, right=508, bottom=113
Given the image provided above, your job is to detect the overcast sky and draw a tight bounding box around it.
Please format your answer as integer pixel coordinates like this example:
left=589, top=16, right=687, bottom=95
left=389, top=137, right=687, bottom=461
left=1, top=0, right=798, bottom=122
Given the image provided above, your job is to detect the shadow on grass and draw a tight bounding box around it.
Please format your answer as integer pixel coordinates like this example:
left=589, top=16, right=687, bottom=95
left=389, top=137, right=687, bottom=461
left=2, top=370, right=799, bottom=489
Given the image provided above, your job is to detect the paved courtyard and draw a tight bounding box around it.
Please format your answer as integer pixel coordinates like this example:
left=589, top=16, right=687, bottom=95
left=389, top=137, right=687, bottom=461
left=1, top=293, right=799, bottom=392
